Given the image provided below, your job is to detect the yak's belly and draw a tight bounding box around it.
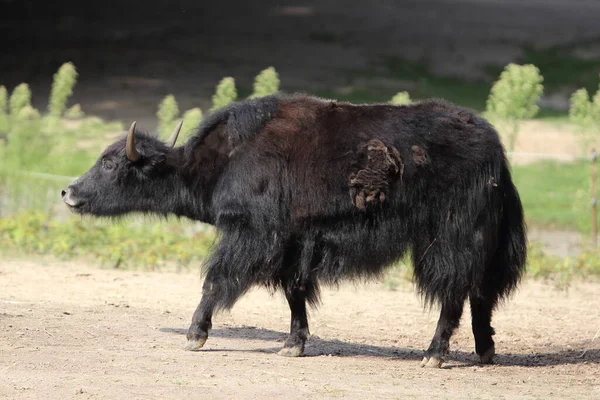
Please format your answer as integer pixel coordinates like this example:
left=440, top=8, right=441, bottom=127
left=304, top=216, right=410, bottom=279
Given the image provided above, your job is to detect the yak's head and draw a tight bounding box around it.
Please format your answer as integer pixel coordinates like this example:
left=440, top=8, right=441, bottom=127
left=61, top=121, right=185, bottom=217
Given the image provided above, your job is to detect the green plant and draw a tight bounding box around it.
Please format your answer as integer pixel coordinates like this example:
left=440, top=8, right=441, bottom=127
left=0, top=64, right=121, bottom=217
left=48, top=62, right=78, bottom=118
left=16, top=105, right=41, bottom=121
left=485, top=64, right=544, bottom=154
left=525, top=242, right=600, bottom=290
left=9, top=83, right=32, bottom=118
left=211, top=77, right=237, bottom=111
left=569, top=79, right=600, bottom=155
left=389, top=91, right=412, bottom=105
left=181, top=107, right=203, bottom=140
left=64, top=104, right=84, bottom=120
left=156, top=94, right=203, bottom=141
left=249, top=67, right=280, bottom=99
left=157, top=95, right=180, bottom=137
left=574, top=248, right=600, bottom=276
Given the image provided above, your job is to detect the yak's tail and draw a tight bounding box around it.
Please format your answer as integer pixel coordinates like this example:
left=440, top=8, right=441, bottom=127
left=490, top=161, right=528, bottom=300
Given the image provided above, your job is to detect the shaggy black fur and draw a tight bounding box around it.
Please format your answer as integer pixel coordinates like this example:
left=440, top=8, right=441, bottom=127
left=62, top=92, right=527, bottom=367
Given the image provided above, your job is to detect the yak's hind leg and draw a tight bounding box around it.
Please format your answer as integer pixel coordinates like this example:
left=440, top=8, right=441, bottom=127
left=414, top=236, right=469, bottom=368
left=278, top=283, right=312, bottom=357
left=469, top=293, right=497, bottom=364
left=420, top=299, right=466, bottom=368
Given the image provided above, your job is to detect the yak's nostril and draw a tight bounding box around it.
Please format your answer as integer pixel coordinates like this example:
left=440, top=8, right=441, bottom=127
left=61, top=189, right=67, bottom=198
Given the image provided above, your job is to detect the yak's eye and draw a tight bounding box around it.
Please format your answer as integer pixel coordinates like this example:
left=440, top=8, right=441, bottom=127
left=101, top=158, right=114, bottom=170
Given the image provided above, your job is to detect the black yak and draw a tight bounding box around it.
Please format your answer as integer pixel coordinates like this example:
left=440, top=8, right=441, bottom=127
left=62, top=93, right=527, bottom=368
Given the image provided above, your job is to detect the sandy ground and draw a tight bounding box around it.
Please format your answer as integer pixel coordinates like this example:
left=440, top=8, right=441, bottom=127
left=0, top=256, right=598, bottom=400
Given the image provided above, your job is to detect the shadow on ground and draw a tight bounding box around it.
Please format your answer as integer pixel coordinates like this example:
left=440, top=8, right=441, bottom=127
left=159, top=326, right=600, bottom=368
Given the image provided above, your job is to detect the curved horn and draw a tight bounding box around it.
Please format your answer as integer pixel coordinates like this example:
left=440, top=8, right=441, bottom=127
left=126, top=121, right=141, bottom=161
left=166, top=120, right=183, bottom=148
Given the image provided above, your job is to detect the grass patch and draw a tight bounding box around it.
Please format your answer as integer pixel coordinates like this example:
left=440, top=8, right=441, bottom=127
left=512, top=159, right=592, bottom=232
left=526, top=242, right=600, bottom=290
left=0, top=212, right=215, bottom=271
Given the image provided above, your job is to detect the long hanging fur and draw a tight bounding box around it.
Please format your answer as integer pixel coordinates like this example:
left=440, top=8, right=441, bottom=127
left=185, top=93, right=527, bottom=312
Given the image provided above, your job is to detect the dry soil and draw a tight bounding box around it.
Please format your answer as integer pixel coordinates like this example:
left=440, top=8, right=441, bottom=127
left=1, top=256, right=599, bottom=399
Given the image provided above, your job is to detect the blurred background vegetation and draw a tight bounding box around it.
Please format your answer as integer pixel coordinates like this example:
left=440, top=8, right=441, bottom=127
left=2, top=0, right=600, bottom=288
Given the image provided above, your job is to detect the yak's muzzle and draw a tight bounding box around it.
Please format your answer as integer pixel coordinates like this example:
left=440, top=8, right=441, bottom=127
left=61, top=187, right=83, bottom=209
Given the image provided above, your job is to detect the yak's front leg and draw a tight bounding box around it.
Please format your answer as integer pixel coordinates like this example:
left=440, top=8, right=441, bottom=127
left=185, top=263, right=251, bottom=351
left=278, top=285, right=310, bottom=357
left=185, top=277, right=218, bottom=351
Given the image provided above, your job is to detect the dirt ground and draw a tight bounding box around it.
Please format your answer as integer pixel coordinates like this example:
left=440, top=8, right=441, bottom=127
left=1, top=256, right=599, bottom=400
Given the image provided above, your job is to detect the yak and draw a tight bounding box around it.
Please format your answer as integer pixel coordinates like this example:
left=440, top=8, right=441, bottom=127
left=61, top=92, right=527, bottom=368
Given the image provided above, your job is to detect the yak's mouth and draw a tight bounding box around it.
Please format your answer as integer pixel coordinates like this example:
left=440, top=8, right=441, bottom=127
left=61, top=188, right=85, bottom=212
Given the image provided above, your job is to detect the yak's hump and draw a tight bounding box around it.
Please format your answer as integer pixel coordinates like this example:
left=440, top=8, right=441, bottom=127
left=190, top=93, right=283, bottom=146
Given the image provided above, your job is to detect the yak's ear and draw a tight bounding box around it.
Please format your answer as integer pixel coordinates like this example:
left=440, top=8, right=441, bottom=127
left=137, top=153, right=166, bottom=176
left=149, top=153, right=166, bottom=167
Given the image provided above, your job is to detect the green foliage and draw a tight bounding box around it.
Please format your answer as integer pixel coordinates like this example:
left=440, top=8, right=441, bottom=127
left=569, top=88, right=593, bottom=126
left=486, top=64, right=544, bottom=153
left=182, top=107, right=203, bottom=140
left=0, top=64, right=119, bottom=217
left=526, top=243, right=600, bottom=291
left=157, top=95, right=180, bottom=137
left=64, top=104, right=84, bottom=120
left=389, top=91, right=412, bottom=105
left=9, top=83, right=32, bottom=118
left=249, top=67, right=280, bottom=99
left=486, top=63, right=544, bottom=119
left=156, top=94, right=203, bottom=141
left=569, top=78, right=600, bottom=155
left=48, top=62, right=78, bottom=118
left=525, top=243, right=575, bottom=291
left=572, top=249, right=600, bottom=277
left=211, top=77, right=237, bottom=111
left=16, top=105, right=41, bottom=121
left=0, top=212, right=215, bottom=270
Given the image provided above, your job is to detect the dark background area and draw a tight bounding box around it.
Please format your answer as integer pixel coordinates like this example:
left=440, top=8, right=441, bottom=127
left=2, top=0, right=600, bottom=127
